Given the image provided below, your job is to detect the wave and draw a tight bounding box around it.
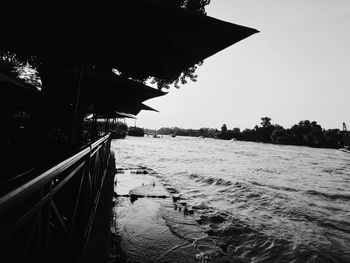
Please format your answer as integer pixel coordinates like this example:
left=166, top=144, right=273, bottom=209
left=188, top=173, right=200, bottom=179
left=187, top=173, right=233, bottom=186
left=215, top=178, right=232, bottom=186
left=255, top=168, right=282, bottom=174
left=112, top=137, right=350, bottom=262
left=305, top=190, right=350, bottom=201
left=251, top=181, right=299, bottom=193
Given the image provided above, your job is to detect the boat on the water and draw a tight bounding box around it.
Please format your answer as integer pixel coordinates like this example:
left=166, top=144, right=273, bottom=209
left=153, top=129, right=160, bottom=138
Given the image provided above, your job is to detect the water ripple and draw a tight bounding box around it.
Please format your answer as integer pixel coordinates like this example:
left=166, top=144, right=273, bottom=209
left=112, top=136, right=350, bottom=262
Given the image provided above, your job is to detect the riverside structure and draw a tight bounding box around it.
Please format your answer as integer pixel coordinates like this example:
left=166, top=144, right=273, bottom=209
left=0, top=1, right=258, bottom=262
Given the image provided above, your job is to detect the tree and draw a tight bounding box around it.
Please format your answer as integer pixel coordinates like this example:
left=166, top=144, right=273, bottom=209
left=260, top=117, right=272, bottom=127
left=168, top=0, right=211, bottom=15
left=271, top=127, right=289, bottom=144
left=0, top=51, right=41, bottom=88
left=1, top=0, right=212, bottom=91
left=232, top=127, right=241, bottom=134
left=221, top=124, right=227, bottom=133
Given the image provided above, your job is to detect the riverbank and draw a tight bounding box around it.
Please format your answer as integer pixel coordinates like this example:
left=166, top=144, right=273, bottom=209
left=156, top=120, right=349, bottom=150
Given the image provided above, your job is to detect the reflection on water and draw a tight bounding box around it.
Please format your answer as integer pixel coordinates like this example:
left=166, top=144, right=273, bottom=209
left=111, top=136, right=350, bottom=262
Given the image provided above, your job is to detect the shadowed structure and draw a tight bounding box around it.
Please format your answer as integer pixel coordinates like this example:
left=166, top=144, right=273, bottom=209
left=1, top=0, right=258, bottom=142
left=0, top=0, right=258, bottom=80
left=0, top=1, right=258, bottom=262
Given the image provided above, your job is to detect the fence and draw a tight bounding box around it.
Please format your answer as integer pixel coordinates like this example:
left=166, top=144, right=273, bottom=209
left=0, top=134, right=111, bottom=263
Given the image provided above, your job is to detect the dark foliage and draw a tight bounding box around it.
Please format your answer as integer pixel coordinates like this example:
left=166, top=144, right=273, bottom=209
left=167, top=0, right=211, bottom=15
left=110, top=122, right=128, bottom=139
left=0, top=51, right=41, bottom=88
left=0, top=0, right=211, bottom=91
left=128, top=126, right=145, bottom=137
left=158, top=126, right=217, bottom=137
left=150, top=62, right=201, bottom=90
left=222, top=117, right=346, bottom=149
left=157, top=117, right=348, bottom=149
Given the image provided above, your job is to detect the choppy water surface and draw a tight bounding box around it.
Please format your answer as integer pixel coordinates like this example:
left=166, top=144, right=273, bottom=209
left=111, top=136, right=350, bottom=262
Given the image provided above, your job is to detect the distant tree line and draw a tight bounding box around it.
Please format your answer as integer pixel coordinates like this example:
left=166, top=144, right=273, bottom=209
left=158, top=127, right=218, bottom=137
left=157, top=117, right=349, bottom=149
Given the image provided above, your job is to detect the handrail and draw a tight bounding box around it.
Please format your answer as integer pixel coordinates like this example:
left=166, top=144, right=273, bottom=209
left=0, top=134, right=110, bottom=215
left=0, top=133, right=111, bottom=263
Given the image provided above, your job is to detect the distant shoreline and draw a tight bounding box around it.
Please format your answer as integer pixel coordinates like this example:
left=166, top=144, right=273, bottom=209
left=154, top=118, right=350, bottom=150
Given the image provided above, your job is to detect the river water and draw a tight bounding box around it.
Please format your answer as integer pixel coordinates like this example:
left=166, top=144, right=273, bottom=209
left=111, top=136, right=350, bottom=263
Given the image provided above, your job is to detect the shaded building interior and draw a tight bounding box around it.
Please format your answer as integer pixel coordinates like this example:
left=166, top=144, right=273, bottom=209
left=0, top=1, right=258, bottom=262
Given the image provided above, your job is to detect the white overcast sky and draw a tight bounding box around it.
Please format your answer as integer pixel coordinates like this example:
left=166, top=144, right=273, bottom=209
left=127, top=0, right=350, bottom=130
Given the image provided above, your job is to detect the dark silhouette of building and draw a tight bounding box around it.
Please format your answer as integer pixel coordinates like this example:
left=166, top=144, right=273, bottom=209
left=0, top=1, right=258, bottom=262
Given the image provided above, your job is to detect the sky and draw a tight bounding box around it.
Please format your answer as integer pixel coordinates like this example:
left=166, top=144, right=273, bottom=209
left=126, top=0, right=350, bottom=131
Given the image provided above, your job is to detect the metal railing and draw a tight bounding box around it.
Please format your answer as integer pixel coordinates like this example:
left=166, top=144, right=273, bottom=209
left=0, top=134, right=111, bottom=263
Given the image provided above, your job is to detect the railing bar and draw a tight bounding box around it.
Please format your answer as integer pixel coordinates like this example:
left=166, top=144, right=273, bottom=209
left=0, top=133, right=110, bottom=212
left=98, top=169, right=108, bottom=192
left=88, top=169, right=92, bottom=194
left=82, top=137, right=110, bottom=254
left=0, top=162, right=85, bottom=244
left=94, top=151, right=100, bottom=191
left=87, top=149, right=92, bottom=195
left=82, top=190, right=102, bottom=255
left=82, top=166, right=108, bottom=255
left=0, top=134, right=111, bottom=261
left=2, top=167, right=38, bottom=186
left=90, top=134, right=109, bottom=149
left=50, top=200, right=76, bottom=252
left=0, top=149, right=90, bottom=214
left=69, top=165, right=85, bottom=234
left=21, top=211, right=41, bottom=263
left=64, top=166, right=85, bottom=262
left=90, top=144, right=103, bottom=157
left=91, top=154, right=96, bottom=194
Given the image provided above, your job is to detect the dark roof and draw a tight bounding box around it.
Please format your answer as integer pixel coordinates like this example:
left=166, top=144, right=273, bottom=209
left=42, top=64, right=166, bottom=113
left=80, top=66, right=167, bottom=104
left=112, top=103, right=158, bottom=116
left=0, top=1, right=258, bottom=80
left=92, top=102, right=158, bottom=117
left=93, top=111, right=137, bottom=120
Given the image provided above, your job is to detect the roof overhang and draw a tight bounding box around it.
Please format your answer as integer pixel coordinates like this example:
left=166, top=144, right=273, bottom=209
left=0, top=1, right=258, bottom=80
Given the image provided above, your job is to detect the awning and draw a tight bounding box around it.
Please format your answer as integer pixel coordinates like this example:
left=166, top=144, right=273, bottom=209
left=139, top=103, right=158, bottom=112
left=92, top=101, right=158, bottom=117
left=93, top=111, right=137, bottom=120
left=0, top=0, right=258, bottom=80
left=114, top=111, right=137, bottom=119
left=41, top=64, right=166, bottom=112
left=80, top=66, right=167, bottom=104
left=112, top=103, right=159, bottom=116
